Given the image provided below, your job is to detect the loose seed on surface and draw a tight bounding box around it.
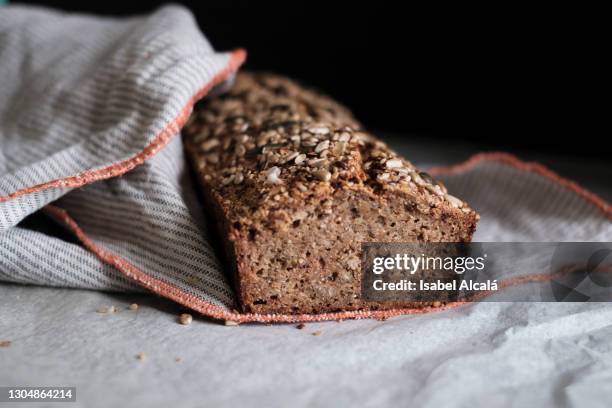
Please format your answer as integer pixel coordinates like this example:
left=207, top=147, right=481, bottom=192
left=179, top=313, right=193, bottom=325
left=224, top=320, right=239, bottom=326
left=0, top=340, right=11, bottom=347
left=96, top=306, right=116, bottom=314
left=312, top=331, right=322, bottom=336
left=136, top=352, right=147, bottom=361
left=128, top=303, right=139, bottom=311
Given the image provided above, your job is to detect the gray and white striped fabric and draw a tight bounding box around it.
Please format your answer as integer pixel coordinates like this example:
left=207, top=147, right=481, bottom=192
left=0, top=4, right=237, bottom=230
left=0, top=6, right=610, bottom=318
left=0, top=5, right=240, bottom=309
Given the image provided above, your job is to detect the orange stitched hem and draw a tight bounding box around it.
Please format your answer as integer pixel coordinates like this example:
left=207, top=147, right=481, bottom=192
left=428, top=152, right=612, bottom=220
left=0, top=49, right=247, bottom=203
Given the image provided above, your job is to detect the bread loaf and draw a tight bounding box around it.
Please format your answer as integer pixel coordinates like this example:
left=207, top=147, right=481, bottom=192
left=184, top=73, right=479, bottom=314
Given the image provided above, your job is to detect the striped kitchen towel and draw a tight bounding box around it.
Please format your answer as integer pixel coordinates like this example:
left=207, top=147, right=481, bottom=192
left=1, top=5, right=611, bottom=323
left=0, top=4, right=244, bottom=306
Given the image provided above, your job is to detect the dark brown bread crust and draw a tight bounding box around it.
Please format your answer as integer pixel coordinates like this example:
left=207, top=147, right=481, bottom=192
left=184, top=72, right=479, bottom=314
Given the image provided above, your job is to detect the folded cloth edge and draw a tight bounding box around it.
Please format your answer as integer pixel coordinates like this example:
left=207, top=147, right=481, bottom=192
left=0, top=49, right=246, bottom=203
left=429, top=152, right=612, bottom=219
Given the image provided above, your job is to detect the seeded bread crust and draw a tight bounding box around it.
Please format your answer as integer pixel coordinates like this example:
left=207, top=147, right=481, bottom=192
left=184, top=72, right=479, bottom=314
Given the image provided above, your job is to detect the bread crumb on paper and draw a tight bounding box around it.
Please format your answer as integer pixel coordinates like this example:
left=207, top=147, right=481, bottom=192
left=179, top=314, right=193, bottom=325
left=96, top=306, right=117, bottom=314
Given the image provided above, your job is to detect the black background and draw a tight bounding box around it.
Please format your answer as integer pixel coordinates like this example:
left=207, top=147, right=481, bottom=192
left=13, top=1, right=605, bottom=159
